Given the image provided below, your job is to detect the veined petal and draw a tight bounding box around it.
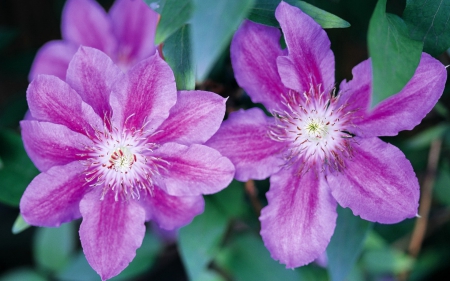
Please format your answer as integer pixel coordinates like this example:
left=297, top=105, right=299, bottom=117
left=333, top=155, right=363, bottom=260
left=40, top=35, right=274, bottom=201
left=231, top=20, right=287, bottom=110
left=109, top=0, right=159, bottom=67
left=150, top=91, right=226, bottom=145
left=357, top=53, right=447, bottom=137
left=79, top=190, right=146, bottom=281
left=327, top=137, right=420, bottom=223
left=20, top=161, right=86, bottom=227
left=153, top=143, right=234, bottom=196
left=260, top=166, right=337, bottom=268
left=110, top=52, right=177, bottom=131
left=206, top=108, right=285, bottom=181
left=66, top=46, right=124, bottom=118
left=139, top=187, right=204, bottom=230
left=21, top=120, right=92, bottom=172
left=61, top=0, right=116, bottom=56
left=275, top=2, right=335, bottom=94
left=26, top=75, right=103, bottom=136
left=28, top=40, right=78, bottom=81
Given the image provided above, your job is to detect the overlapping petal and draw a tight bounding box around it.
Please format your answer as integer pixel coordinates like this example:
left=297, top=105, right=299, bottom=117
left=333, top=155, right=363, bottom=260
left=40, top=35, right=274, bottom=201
left=275, top=1, right=335, bottom=94
left=20, top=161, right=86, bottom=227
left=110, top=52, right=177, bottom=131
left=260, top=166, right=337, bottom=268
left=357, top=53, right=447, bottom=137
left=151, top=91, right=226, bottom=145
left=153, top=143, right=234, bottom=196
left=20, top=120, right=92, bottom=172
left=231, top=20, right=287, bottom=110
left=79, top=190, right=146, bottom=281
left=139, top=187, right=205, bottom=230
left=206, top=108, right=285, bottom=181
left=327, top=137, right=420, bottom=223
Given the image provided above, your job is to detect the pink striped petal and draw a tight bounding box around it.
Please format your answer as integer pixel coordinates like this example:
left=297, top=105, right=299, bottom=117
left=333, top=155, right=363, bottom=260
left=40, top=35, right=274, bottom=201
left=150, top=91, right=226, bottom=145
left=26, top=75, right=103, bottom=135
left=275, top=2, right=335, bottom=94
left=327, top=137, right=420, bottom=223
left=28, top=40, right=78, bottom=81
left=20, top=120, right=92, bottom=172
left=109, top=0, right=159, bottom=67
left=153, top=143, right=234, bottom=196
left=206, top=108, right=285, bottom=181
left=139, top=187, right=204, bottom=230
left=357, top=53, right=447, bottom=137
left=79, top=190, right=146, bottom=281
left=20, top=161, right=86, bottom=227
left=66, top=46, right=124, bottom=118
left=61, top=0, right=116, bottom=56
left=231, top=20, right=287, bottom=110
left=110, top=53, right=177, bottom=131
left=260, top=166, right=337, bottom=268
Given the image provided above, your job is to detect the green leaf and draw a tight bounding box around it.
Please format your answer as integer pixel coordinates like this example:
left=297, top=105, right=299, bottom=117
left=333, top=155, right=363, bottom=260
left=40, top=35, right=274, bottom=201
left=406, top=123, right=450, bottom=149
left=191, top=0, right=255, bottom=81
left=143, top=0, right=166, bottom=13
left=368, top=0, right=423, bottom=107
left=327, top=207, right=372, bottom=281
left=178, top=198, right=229, bottom=281
left=155, top=0, right=193, bottom=44
left=34, top=222, right=76, bottom=273
left=209, top=180, right=246, bottom=218
left=434, top=161, right=450, bottom=206
left=248, top=0, right=350, bottom=29
left=55, top=252, right=98, bottom=281
left=12, top=214, right=31, bottom=234
left=0, top=268, right=47, bottom=281
left=0, top=129, right=39, bottom=207
left=163, top=24, right=195, bottom=90
left=403, top=0, right=450, bottom=56
left=362, top=248, right=414, bottom=275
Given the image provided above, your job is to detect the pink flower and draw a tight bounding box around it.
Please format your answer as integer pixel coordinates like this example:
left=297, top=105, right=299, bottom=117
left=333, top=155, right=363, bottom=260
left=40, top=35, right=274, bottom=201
left=206, top=2, right=447, bottom=268
left=20, top=46, right=234, bottom=280
left=29, top=0, right=158, bottom=80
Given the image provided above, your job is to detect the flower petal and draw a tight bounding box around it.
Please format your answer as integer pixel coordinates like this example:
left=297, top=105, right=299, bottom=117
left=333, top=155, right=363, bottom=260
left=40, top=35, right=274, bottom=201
left=150, top=90, right=226, bottom=145
left=206, top=107, right=285, bottom=181
left=79, top=190, right=146, bottom=281
left=153, top=143, right=234, bottom=196
left=26, top=75, right=103, bottom=135
left=20, top=161, right=86, bottom=227
left=109, top=0, right=159, bottom=67
left=61, top=0, right=116, bottom=56
left=357, top=53, right=447, bottom=137
left=275, top=2, right=335, bottom=93
left=110, top=52, right=177, bottom=131
left=139, top=187, right=204, bottom=230
left=28, top=40, right=78, bottom=81
left=66, top=46, right=124, bottom=118
left=260, top=166, right=337, bottom=268
left=327, top=137, right=420, bottom=223
left=231, top=20, right=287, bottom=110
left=20, top=120, right=92, bottom=172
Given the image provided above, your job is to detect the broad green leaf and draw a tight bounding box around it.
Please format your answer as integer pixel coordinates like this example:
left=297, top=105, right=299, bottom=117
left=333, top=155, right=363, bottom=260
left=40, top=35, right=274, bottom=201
left=191, top=0, right=255, bottom=81
left=248, top=0, right=350, bottom=29
left=144, top=0, right=166, bottom=13
left=56, top=252, right=98, bottom=281
left=434, top=161, right=450, bottom=206
left=0, top=129, right=39, bottom=207
left=163, top=24, right=195, bottom=90
left=368, top=0, right=423, bottom=107
left=215, top=232, right=300, bottom=281
left=34, top=222, right=76, bottom=273
left=154, top=0, right=193, bottom=44
left=403, top=0, right=450, bottom=56
left=327, top=207, right=372, bottom=281
left=362, top=248, right=414, bottom=274
left=406, top=123, right=450, bottom=149
left=178, top=198, right=229, bottom=281
left=209, top=180, right=246, bottom=218
left=0, top=268, right=47, bottom=281
left=12, top=214, right=30, bottom=234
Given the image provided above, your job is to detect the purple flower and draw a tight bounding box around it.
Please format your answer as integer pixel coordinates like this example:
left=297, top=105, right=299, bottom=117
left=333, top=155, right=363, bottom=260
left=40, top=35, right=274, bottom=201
left=206, top=2, right=447, bottom=268
left=29, top=0, right=158, bottom=81
left=20, top=46, right=234, bottom=280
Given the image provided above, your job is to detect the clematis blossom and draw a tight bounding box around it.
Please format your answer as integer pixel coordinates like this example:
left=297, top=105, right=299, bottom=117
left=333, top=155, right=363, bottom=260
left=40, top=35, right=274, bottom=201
left=29, top=0, right=158, bottom=80
left=206, top=1, right=447, bottom=268
left=20, top=46, right=234, bottom=280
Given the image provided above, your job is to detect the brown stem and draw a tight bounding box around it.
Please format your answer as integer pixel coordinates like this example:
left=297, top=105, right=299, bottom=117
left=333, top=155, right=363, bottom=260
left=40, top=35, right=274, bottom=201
left=245, top=180, right=262, bottom=217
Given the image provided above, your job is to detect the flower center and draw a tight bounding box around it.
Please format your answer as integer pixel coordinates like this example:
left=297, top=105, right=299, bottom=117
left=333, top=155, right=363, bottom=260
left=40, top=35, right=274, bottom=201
left=107, top=147, right=136, bottom=173
left=304, top=118, right=328, bottom=141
